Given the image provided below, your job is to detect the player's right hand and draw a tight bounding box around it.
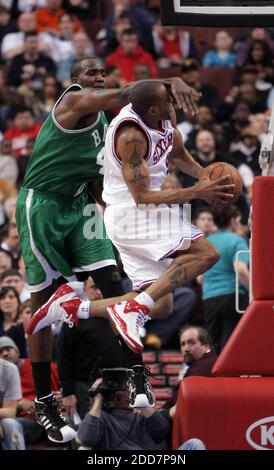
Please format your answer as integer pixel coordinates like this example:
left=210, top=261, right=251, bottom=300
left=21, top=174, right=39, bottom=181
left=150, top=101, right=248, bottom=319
left=194, top=175, right=235, bottom=206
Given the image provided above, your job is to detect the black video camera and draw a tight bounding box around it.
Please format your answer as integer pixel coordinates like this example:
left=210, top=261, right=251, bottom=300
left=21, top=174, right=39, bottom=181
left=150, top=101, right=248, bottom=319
left=89, top=368, right=129, bottom=400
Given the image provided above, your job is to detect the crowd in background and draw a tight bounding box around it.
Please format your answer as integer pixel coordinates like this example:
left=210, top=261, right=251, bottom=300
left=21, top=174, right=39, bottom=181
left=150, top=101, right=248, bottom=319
left=0, top=0, right=269, bottom=450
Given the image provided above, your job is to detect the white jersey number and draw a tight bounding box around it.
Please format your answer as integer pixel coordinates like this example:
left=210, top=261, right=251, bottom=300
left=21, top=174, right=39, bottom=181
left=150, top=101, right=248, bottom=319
left=96, top=147, right=105, bottom=175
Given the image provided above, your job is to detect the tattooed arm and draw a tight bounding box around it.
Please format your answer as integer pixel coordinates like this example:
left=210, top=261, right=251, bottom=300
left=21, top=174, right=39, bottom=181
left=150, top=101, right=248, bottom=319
left=117, top=124, right=199, bottom=205
left=116, top=124, right=235, bottom=206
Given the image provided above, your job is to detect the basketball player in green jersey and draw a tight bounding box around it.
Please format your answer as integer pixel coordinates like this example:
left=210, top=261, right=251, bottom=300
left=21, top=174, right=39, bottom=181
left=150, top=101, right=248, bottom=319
left=16, top=57, right=200, bottom=443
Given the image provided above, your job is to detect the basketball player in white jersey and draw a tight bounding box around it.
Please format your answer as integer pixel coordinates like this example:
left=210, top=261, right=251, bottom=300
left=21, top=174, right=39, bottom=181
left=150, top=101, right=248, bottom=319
left=26, top=81, right=234, bottom=356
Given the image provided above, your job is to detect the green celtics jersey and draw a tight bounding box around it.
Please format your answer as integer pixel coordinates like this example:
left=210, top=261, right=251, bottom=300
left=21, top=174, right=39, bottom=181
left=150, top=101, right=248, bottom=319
left=23, top=84, right=107, bottom=195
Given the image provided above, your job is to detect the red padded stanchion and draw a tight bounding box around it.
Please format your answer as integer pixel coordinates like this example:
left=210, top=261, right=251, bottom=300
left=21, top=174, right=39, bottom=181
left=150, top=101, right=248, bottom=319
left=173, top=377, right=274, bottom=450
left=252, top=177, right=274, bottom=300
left=213, top=300, right=274, bottom=376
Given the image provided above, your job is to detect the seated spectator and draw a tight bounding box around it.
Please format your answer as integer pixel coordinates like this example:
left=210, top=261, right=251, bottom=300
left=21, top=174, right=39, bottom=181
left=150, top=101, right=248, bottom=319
left=56, top=30, right=95, bottom=85
left=0, top=66, right=24, bottom=133
left=4, top=108, right=41, bottom=158
left=98, top=11, right=133, bottom=56
left=0, top=5, right=17, bottom=51
left=0, top=336, right=60, bottom=448
left=0, top=251, right=12, bottom=274
left=235, top=28, right=274, bottom=66
left=153, top=24, right=197, bottom=67
left=1, top=12, right=51, bottom=61
left=194, top=206, right=216, bottom=238
left=41, top=13, right=79, bottom=64
left=0, top=223, right=20, bottom=269
left=0, top=138, right=18, bottom=186
left=203, top=30, right=236, bottom=68
left=1, top=268, right=30, bottom=303
left=27, top=74, right=62, bottom=122
left=63, top=0, right=97, bottom=20
left=164, top=326, right=217, bottom=418
left=223, top=101, right=251, bottom=149
left=243, top=39, right=274, bottom=87
left=104, top=0, right=156, bottom=56
left=0, top=286, right=21, bottom=334
left=6, top=299, right=31, bottom=358
left=7, top=31, right=56, bottom=90
left=35, top=0, right=81, bottom=35
left=182, top=105, right=215, bottom=150
left=231, top=126, right=261, bottom=176
left=0, top=354, right=23, bottom=450
left=106, top=28, right=157, bottom=83
left=134, top=62, right=152, bottom=81
left=180, top=59, right=220, bottom=113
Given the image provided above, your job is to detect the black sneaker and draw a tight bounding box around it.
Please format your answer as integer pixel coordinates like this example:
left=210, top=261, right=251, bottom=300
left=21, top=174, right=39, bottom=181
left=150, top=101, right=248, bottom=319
left=35, top=393, right=77, bottom=443
left=128, top=365, right=155, bottom=408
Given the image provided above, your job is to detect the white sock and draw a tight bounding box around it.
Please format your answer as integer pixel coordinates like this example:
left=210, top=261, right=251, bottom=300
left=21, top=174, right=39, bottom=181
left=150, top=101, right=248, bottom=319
left=77, top=300, right=91, bottom=319
left=67, top=281, right=85, bottom=299
left=134, top=291, right=155, bottom=310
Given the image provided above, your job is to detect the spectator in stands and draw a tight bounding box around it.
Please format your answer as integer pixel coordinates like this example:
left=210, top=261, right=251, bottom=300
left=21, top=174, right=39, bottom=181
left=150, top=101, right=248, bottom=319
left=244, top=40, right=274, bottom=84
left=1, top=12, right=50, bottom=61
left=7, top=31, right=56, bottom=89
left=0, top=66, right=24, bottom=132
left=104, top=0, right=156, bottom=56
left=153, top=24, right=197, bottom=67
left=203, top=30, right=236, bottom=68
left=231, top=126, right=261, bottom=177
left=0, top=335, right=60, bottom=448
left=0, top=138, right=18, bottom=186
left=99, top=11, right=133, bottom=56
left=235, top=28, right=274, bottom=67
left=4, top=108, right=41, bottom=158
left=0, top=5, right=17, bottom=51
left=77, top=373, right=168, bottom=450
left=249, top=112, right=269, bottom=143
left=201, top=205, right=249, bottom=353
left=1, top=268, right=30, bottom=302
left=28, top=74, right=62, bottom=122
left=0, top=223, right=20, bottom=269
left=223, top=82, right=267, bottom=116
left=223, top=101, right=251, bottom=149
left=134, top=63, right=152, bottom=81
left=165, top=325, right=217, bottom=418
left=190, top=129, right=233, bottom=166
left=183, top=105, right=215, bottom=150
left=5, top=299, right=31, bottom=358
left=35, top=0, right=81, bottom=35
left=0, top=251, right=12, bottom=274
left=194, top=206, right=215, bottom=238
left=57, top=279, right=125, bottom=419
left=57, top=30, right=95, bottom=85
left=42, top=13, right=86, bottom=64
left=106, top=28, right=157, bottom=83
left=180, top=59, right=220, bottom=113
left=0, top=286, right=21, bottom=334
left=0, top=353, right=23, bottom=450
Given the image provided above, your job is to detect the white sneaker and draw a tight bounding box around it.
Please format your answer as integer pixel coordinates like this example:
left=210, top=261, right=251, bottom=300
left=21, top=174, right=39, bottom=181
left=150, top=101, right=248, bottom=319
left=26, top=284, right=78, bottom=335
left=107, top=299, right=149, bottom=354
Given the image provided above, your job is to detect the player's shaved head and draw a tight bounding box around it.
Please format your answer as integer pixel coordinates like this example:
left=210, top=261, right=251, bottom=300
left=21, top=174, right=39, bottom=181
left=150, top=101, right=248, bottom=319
left=131, top=81, right=167, bottom=117
left=71, top=57, right=99, bottom=80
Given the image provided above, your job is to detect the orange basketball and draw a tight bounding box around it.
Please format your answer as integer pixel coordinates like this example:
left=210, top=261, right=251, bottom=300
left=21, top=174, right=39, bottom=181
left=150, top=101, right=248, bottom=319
left=199, top=162, right=243, bottom=202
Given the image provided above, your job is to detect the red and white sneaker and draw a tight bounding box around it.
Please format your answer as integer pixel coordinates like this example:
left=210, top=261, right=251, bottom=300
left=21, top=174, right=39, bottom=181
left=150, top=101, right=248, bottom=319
left=107, top=299, right=150, bottom=354
left=26, top=284, right=79, bottom=335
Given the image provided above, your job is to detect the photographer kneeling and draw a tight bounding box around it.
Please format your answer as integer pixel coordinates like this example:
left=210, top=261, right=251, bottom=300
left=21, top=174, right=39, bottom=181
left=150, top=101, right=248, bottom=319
left=77, top=368, right=169, bottom=450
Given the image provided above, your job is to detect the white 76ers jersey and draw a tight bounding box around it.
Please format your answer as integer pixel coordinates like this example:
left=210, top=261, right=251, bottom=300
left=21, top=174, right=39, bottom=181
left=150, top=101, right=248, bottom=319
left=102, top=103, right=174, bottom=206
